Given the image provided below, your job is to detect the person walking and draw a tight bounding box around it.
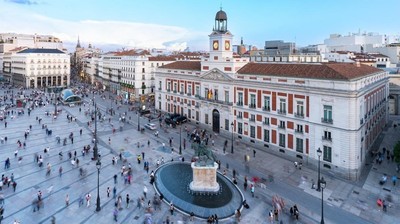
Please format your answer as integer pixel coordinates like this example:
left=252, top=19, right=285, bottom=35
left=251, top=184, right=255, bottom=197
left=12, top=181, right=17, bottom=192
left=65, top=194, right=70, bottom=206
left=126, top=194, right=130, bottom=208
left=113, top=186, right=117, bottom=199
left=107, top=187, right=111, bottom=197
left=169, top=203, right=175, bottom=215
left=86, top=193, right=91, bottom=207
left=113, top=207, right=118, bottom=222
left=143, top=186, right=148, bottom=198
left=59, top=166, right=63, bottom=177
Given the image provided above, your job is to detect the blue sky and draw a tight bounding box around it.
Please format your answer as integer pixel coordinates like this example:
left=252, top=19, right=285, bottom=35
left=1, top=0, right=399, bottom=52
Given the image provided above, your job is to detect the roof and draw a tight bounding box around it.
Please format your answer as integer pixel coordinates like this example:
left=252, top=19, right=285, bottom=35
left=113, top=49, right=150, bottom=56
left=237, top=62, right=382, bottom=80
left=17, top=48, right=65, bottom=54
left=148, top=56, right=177, bottom=61
left=159, top=61, right=201, bottom=71
left=215, top=10, right=227, bottom=20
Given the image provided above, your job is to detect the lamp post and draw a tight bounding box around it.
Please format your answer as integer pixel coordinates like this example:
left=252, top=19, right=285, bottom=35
left=179, top=124, right=182, bottom=155
left=95, top=160, right=101, bottom=212
left=93, top=104, right=99, bottom=160
left=320, top=177, right=326, bottom=224
left=137, top=106, right=141, bottom=131
left=231, top=122, right=234, bottom=154
left=317, top=147, right=322, bottom=191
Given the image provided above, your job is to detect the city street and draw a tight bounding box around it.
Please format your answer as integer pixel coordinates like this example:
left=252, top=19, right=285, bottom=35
left=0, top=87, right=399, bottom=224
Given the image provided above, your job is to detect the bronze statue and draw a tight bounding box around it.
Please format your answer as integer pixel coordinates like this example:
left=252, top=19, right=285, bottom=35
left=192, top=142, right=217, bottom=165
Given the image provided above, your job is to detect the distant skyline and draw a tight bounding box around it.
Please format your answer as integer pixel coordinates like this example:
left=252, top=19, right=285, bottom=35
left=1, top=0, right=399, bottom=52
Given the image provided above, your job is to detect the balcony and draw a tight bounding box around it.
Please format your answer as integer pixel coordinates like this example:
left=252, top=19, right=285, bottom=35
left=322, top=136, right=332, bottom=142
left=180, top=91, right=184, bottom=95
left=295, top=129, right=303, bottom=133
left=262, top=106, right=270, bottom=111
left=236, top=102, right=243, bottom=106
left=167, top=89, right=171, bottom=92
left=249, top=104, right=256, bottom=109
left=263, top=121, right=269, bottom=125
left=249, top=118, right=256, bottom=122
left=173, top=90, right=177, bottom=94
left=187, top=103, right=191, bottom=106
left=237, top=115, right=243, bottom=119
left=321, top=118, right=333, bottom=124
left=197, top=96, right=233, bottom=106
left=277, top=109, right=286, bottom=115
left=278, top=125, right=286, bottom=129
left=294, top=112, right=304, bottom=118
left=195, top=104, right=200, bottom=108
left=195, top=94, right=200, bottom=98
left=187, top=93, right=192, bottom=96
left=360, top=118, right=364, bottom=125
left=158, top=96, right=161, bottom=100
left=158, top=88, right=161, bottom=91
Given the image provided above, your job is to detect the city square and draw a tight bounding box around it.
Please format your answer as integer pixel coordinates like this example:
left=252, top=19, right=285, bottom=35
left=0, top=86, right=398, bottom=224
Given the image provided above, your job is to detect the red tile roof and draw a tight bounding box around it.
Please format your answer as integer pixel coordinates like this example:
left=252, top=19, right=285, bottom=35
left=237, top=62, right=382, bottom=80
left=159, top=61, right=201, bottom=71
left=148, top=56, right=177, bottom=61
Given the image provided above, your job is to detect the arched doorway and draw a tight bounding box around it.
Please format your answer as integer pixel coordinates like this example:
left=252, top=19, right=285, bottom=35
left=212, top=109, right=220, bottom=133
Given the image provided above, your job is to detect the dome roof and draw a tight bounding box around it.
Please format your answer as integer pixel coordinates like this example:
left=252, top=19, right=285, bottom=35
left=215, top=10, right=227, bottom=21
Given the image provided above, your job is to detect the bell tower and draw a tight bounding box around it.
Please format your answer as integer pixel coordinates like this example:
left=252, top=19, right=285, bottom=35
left=209, top=8, right=233, bottom=61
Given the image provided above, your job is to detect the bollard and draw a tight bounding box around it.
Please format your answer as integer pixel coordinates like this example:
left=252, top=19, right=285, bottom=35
left=226, top=163, right=229, bottom=169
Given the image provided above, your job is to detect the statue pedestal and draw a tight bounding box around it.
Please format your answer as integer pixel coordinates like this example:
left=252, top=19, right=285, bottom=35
left=189, top=162, right=220, bottom=192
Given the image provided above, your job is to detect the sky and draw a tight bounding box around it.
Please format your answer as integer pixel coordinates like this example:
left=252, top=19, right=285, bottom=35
left=1, top=0, right=399, bottom=53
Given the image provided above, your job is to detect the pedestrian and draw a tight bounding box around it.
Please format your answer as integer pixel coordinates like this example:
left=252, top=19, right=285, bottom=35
left=107, top=187, right=111, bottom=197
left=59, top=166, right=63, bottom=177
left=12, top=181, right=17, bottom=192
left=190, top=211, right=195, bottom=221
left=268, top=210, right=274, bottom=223
left=79, top=194, right=84, bottom=207
left=86, top=193, right=91, bottom=207
left=148, top=140, right=150, bottom=147
left=109, top=137, right=111, bottom=144
left=113, top=186, right=117, bottom=199
left=274, top=208, right=279, bottom=221
left=235, top=209, right=241, bottom=222
left=392, top=175, right=397, bottom=186
left=382, top=200, right=387, bottom=212
left=251, top=184, right=255, bottom=197
left=143, top=186, right=148, bottom=198
left=65, top=194, right=70, bottom=206
left=170, top=203, right=174, bottom=215
left=126, top=193, right=130, bottom=208
left=244, top=176, right=248, bottom=191
left=253, top=149, right=256, bottom=157
left=114, top=174, right=118, bottom=184
left=113, top=207, right=118, bottom=222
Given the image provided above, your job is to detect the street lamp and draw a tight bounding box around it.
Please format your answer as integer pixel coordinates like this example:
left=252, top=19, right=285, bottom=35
left=95, top=160, right=101, bottom=212
left=231, top=122, right=234, bottom=154
left=93, top=104, right=99, bottom=160
left=179, top=124, right=182, bottom=155
left=320, top=177, right=326, bottom=224
left=137, top=109, right=141, bottom=131
left=317, top=147, right=322, bottom=191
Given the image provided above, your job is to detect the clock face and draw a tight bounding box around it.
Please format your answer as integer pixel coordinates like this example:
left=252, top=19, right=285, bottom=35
left=225, top=40, right=230, bottom=50
left=213, top=40, right=219, bottom=50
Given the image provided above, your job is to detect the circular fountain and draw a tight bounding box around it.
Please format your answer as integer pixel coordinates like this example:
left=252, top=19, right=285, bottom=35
left=153, top=143, right=243, bottom=219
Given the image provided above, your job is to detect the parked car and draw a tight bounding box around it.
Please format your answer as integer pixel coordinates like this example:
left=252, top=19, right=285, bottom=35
left=140, top=109, right=151, bottom=117
left=173, top=115, right=188, bottom=124
left=145, top=123, right=157, bottom=130
left=164, top=118, right=177, bottom=127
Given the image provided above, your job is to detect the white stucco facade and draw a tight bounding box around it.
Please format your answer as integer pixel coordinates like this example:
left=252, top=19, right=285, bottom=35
left=154, top=10, right=389, bottom=180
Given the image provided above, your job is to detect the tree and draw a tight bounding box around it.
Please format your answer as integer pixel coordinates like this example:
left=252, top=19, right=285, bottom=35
left=394, top=141, right=400, bottom=164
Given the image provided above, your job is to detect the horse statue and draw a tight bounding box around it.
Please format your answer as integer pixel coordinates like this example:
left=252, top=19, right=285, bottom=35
left=192, top=142, right=217, bottom=165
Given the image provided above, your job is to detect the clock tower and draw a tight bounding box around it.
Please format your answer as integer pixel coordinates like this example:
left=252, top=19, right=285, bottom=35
left=209, top=8, right=233, bottom=60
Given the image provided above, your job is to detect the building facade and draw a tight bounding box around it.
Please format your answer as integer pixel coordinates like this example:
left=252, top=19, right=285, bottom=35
left=155, top=9, right=389, bottom=180
left=3, top=48, right=70, bottom=88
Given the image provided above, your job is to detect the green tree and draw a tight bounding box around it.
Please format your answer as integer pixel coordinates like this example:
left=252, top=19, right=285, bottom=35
left=394, top=141, right=400, bottom=164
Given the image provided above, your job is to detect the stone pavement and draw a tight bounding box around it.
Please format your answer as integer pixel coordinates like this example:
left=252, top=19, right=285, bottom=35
left=1, top=88, right=399, bottom=224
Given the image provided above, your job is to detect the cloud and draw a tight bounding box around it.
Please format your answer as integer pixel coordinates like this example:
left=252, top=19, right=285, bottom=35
left=0, top=4, right=208, bottom=52
left=4, top=0, right=38, bottom=5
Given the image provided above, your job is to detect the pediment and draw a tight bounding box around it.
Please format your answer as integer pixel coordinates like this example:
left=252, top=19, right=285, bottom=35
left=200, top=68, right=234, bottom=81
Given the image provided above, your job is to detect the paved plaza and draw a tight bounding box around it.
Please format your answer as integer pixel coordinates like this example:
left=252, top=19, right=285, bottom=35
left=0, top=88, right=399, bottom=224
